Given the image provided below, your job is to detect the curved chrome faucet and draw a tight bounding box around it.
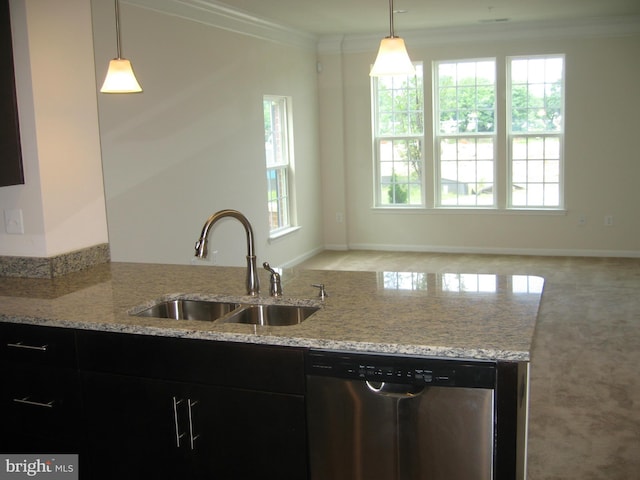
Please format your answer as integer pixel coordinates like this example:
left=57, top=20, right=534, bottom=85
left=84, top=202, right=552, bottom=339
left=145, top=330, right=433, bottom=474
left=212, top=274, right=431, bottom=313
left=194, top=209, right=260, bottom=296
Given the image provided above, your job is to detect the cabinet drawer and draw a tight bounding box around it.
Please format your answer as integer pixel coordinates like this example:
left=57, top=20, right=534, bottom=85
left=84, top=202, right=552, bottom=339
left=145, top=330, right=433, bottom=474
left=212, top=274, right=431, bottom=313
left=0, top=323, right=77, bottom=368
left=0, top=364, right=82, bottom=442
left=77, top=331, right=305, bottom=394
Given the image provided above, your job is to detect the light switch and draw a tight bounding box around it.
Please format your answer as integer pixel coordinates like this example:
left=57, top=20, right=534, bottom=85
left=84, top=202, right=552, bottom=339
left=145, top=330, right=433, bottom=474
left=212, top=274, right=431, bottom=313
left=4, top=209, right=24, bottom=234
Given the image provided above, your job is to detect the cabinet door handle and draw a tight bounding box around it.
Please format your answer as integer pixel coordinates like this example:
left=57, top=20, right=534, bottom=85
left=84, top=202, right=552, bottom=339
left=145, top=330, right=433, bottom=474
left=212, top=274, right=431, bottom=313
left=187, top=399, right=200, bottom=450
left=172, top=397, right=186, bottom=448
left=13, top=397, right=55, bottom=408
left=7, top=342, right=48, bottom=352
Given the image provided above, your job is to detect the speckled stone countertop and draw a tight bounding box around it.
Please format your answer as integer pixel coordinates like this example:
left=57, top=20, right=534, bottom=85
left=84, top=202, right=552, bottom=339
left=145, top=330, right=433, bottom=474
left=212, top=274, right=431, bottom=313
left=0, top=262, right=543, bottom=361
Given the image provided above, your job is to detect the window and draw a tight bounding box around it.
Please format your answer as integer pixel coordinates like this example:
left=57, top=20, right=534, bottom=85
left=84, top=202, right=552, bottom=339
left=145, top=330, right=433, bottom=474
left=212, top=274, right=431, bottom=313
left=372, top=65, right=424, bottom=207
left=263, top=96, right=294, bottom=233
left=435, top=59, right=496, bottom=206
left=508, top=55, right=564, bottom=208
left=372, top=56, right=564, bottom=211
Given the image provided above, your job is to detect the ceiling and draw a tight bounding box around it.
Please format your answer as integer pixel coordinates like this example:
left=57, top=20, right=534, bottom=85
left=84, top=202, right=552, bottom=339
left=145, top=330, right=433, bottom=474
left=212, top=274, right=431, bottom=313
left=211, top=0, right=640, bottom=36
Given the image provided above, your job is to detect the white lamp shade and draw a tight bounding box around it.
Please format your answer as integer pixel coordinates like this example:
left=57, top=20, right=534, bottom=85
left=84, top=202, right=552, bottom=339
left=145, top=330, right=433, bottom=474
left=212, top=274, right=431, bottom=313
left=100, top=58, right=143, bottom=93
left=370, top=37, right=416, bottom=77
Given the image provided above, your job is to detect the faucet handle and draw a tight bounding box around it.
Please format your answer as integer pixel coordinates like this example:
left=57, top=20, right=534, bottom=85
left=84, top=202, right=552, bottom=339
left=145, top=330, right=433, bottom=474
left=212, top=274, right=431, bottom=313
left=311, top=283, right=328, bottom=300
left=263, top=262, right=283, bottom=297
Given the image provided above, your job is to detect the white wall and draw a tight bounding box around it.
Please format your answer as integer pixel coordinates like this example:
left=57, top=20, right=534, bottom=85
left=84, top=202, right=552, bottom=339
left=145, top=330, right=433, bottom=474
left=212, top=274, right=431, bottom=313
left=91, top=1, right=323, bottom=267
left=5, top=2, right=637, bottom=264
left=319, top=28, right=640, bottom=257
left=0, top=0, right=108, bottom=257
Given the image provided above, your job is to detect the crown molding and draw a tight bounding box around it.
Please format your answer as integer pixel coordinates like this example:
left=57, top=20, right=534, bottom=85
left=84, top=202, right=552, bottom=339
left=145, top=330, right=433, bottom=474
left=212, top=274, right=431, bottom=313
left=126, top=0, right=318, bottom=50
left=323, top=15, right=640, bottom=55
left=123, top=2, right=640, bottom=56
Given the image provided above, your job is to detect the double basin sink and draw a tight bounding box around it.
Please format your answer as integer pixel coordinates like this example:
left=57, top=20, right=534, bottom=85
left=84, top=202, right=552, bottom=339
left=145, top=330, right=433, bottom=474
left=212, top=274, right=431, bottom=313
left=132, top=297, right=319, bottom=327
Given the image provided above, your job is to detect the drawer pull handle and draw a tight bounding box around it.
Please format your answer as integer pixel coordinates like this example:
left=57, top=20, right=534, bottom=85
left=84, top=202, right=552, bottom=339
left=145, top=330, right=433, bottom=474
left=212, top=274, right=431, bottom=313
left=172, top=397, right=186, bottom=448
left=187, top=399, right=200, bottom=450
left=13, top=397, right=55, bottom=408
left=7, top=342, right=48, bottom=352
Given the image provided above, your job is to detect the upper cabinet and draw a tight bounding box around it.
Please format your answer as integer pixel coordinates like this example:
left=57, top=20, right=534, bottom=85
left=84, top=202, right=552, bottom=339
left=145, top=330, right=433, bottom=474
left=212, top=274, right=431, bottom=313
left=0, top=0, right=24, bottom=187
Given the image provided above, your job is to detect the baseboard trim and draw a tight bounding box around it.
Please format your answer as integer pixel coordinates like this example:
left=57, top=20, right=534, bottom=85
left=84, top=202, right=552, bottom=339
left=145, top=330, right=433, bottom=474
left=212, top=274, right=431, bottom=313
left=344, top=243, right=640, bottom=258
left=279, top=245, right=326, bottom=268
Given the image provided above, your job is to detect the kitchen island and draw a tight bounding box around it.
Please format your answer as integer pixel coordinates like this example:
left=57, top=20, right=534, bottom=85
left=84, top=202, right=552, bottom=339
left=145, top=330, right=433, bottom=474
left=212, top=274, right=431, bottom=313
left=0, top=262, right=543, bottom=479
left=0, top=262, right=542, bottom=361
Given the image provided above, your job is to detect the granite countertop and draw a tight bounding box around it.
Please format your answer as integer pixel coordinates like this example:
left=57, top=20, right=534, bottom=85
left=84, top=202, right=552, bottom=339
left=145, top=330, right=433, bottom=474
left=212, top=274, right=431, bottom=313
left=0, top=262, right=543, bottom=361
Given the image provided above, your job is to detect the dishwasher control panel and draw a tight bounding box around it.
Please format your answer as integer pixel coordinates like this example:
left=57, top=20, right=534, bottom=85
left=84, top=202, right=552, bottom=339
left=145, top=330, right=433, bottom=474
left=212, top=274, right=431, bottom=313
left=306, top=350, right=496, bottom=389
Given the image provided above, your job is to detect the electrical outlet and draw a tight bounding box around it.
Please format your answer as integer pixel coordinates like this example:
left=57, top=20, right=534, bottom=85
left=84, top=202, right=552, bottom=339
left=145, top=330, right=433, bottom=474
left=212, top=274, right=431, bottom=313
left=604, top=215, right=614, bottom=226
left=336, top=212, right=344, bottom=223
left=578, top=215, right=586, bottom=226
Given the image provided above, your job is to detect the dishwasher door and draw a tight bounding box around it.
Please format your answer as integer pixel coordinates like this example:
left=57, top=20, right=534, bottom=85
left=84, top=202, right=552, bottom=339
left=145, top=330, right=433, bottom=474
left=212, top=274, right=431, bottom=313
left=306, top=352, right=495, bottom=480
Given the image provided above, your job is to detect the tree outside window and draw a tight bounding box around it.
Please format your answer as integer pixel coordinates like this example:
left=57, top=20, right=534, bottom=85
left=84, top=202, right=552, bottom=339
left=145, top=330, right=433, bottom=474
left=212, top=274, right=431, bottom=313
left=370, top=56, right=564, bottom=211
left=435, top=59, right=497, bottom=207
left=509, top=56, right=564, bottom=208
left=372, top=65, right=424, bottom=207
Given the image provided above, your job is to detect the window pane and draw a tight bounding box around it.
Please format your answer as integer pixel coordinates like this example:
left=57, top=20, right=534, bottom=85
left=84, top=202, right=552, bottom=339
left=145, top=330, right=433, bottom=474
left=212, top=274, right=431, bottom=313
left=373, top=65, right=425, bottom=207
left=509, top=56, right=564, bottom=134
left=508, top=55, right=564, bottom=208
left=378, top=138, right=423, bottom=206
left=435, top=59, right=496, bottom=207
left=512, top=137, right=527, bottom=159
left=376, top=69, right=424, bottom=137
left=267, top=167, right=289, bottom=230
left=544, top=184, right=560, bottom=206
left=264, top=96, right=293, bottom=231
left=545, top=160, right=559, bottom=182
left=512, top=160, right=527, bottom=183
left=527, top=137, right=544, bottom=159
left=437, top=60, right=496, bottom=135
left=509, top=133, right=562, bottom=207
left=528, top=160, right=544, bottom=182
left=437, top=136, right=495, bottom=206
left=527, top=184, right=544, bottom=205
left=545, top=137, right=560, bottom=158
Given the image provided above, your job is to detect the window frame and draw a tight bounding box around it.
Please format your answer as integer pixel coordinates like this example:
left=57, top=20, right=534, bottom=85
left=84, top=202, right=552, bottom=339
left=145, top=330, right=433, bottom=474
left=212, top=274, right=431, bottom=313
left=371, top=64, right=426, bottom=208
left=507, top=54, right=565, bottom=209
left=433, top=58, right=498, bottom=208
left=370, top=55, right=566, bottom=213
left=263, top=95, right=296, bottom=236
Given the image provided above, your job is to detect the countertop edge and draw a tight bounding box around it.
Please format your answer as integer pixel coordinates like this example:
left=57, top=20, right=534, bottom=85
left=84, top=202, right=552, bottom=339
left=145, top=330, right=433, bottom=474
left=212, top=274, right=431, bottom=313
left=0, top=315, right=531, bottom=362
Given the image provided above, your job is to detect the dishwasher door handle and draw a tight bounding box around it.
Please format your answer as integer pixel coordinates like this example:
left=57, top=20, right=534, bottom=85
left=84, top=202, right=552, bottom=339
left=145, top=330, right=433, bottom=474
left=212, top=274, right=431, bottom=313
left=365, top=381, right=425, bottom=398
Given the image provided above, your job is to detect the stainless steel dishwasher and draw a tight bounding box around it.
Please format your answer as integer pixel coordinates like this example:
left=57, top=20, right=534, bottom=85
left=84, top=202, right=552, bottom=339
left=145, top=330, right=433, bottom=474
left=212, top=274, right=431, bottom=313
left=306, top=350, right=497, bottom=480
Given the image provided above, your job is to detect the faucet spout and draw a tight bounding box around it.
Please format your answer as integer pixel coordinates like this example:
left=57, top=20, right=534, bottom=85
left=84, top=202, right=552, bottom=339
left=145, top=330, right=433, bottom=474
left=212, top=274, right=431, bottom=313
left=194, top=209, right=260, bottom=296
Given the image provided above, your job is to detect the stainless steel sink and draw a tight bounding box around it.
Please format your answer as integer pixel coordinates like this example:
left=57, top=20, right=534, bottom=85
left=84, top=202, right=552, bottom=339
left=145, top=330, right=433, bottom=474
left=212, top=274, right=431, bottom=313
left=132, top=298, right=318, bottom=326
left=220, top=304, right=319, bottom=326
left=134, top=299, right=240, bottom=321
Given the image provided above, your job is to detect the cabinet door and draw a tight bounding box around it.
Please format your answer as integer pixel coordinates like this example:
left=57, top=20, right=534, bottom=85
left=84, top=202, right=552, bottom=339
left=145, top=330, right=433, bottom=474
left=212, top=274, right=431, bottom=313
left=187, top=383, right=308, bottom=479
left=0, top=365, right=81, bottom=453
left=82, top=372, right=308, bottom=480
left=81, top=372, right=191, bottom=480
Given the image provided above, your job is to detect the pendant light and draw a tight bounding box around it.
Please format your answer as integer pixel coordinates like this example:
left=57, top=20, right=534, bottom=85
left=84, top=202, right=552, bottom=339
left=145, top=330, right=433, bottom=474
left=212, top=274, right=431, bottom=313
left=100, top=0, right=142, bottom=93
left=370, top=0, right=415, bottom=77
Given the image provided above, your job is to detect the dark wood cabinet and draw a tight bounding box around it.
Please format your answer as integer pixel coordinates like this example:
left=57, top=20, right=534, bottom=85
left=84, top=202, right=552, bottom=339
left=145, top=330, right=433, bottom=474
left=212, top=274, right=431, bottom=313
left=81, top=371, right=307, bottom=479
left=0, top=323, right=82, bottom=453
left=0, top=0, right=24, bottom=187
left=77, top=331, right=308, bottom=479
left=1, top=324, right=309, bottom=478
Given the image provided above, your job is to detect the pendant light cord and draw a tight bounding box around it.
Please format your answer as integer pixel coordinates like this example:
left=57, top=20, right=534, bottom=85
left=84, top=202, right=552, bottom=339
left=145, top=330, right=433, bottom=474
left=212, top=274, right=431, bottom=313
left=388, top=0, right=396, bottom=38
left=114, top=0, right=123, bottom=59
